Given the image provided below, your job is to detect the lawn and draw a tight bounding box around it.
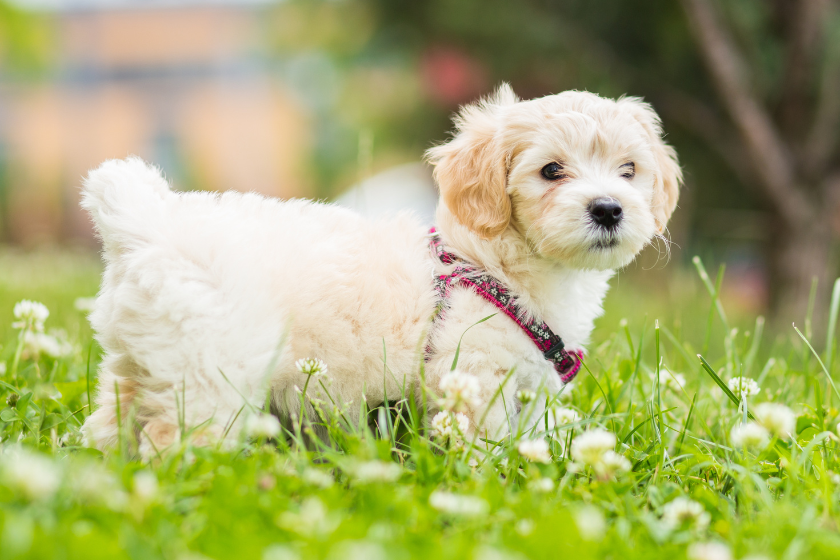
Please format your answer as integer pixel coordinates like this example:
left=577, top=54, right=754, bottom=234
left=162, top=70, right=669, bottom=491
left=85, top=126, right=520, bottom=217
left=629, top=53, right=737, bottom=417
left=1, top=247, right=839, bottom=560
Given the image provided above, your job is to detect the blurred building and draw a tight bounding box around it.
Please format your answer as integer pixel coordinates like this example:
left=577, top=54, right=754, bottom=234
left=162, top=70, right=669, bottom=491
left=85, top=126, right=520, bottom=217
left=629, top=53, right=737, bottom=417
left=0, top=0, right=314, bottom=245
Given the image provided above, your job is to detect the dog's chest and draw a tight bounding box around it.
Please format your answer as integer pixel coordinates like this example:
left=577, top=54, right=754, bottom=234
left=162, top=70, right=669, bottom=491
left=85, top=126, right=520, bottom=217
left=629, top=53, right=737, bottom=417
left=532, top=269, right=614, bottom=350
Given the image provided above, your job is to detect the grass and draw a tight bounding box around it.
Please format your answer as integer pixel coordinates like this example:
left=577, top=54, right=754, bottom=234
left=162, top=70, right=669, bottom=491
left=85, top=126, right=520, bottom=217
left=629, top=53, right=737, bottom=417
left=1, top=247, right=840, bottom=560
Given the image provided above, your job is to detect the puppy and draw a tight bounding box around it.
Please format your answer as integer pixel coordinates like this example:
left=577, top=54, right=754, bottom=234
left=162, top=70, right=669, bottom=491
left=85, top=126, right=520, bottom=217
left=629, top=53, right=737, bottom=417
left=81, top=85, right=680, bottom=455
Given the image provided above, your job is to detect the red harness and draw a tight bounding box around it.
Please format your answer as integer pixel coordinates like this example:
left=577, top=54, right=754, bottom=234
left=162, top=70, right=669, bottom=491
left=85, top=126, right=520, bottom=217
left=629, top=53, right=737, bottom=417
left=427, top=228, right=583, bottom=383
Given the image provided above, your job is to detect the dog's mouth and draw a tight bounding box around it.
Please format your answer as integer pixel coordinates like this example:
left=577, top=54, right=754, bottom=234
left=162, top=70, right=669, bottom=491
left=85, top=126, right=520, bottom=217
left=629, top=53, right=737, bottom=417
left=593, top=238, right=618, bottom=250
left=591, top=229, right=620, bottom=250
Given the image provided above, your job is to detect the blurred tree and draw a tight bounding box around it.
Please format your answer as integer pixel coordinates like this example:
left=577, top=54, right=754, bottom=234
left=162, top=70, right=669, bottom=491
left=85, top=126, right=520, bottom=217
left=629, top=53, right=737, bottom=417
left=363, top=0, right=840, bottom=318
left=679, top=0, right=840, bottom=319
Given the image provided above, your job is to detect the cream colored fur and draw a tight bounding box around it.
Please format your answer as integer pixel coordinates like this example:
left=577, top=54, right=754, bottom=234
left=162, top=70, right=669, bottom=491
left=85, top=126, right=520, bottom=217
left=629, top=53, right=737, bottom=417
left=81, top=85, right=680, bottom=456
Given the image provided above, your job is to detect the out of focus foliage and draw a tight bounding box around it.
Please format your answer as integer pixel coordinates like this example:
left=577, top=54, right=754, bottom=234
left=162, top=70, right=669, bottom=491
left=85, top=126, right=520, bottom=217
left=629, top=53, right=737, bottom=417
left=0, top=1, right=53, bottom=75
left=266, top=0, right=747, bottom=241
left=1, top=0, right=838, bottom=315
left=268, top=0, right=840, bottom=315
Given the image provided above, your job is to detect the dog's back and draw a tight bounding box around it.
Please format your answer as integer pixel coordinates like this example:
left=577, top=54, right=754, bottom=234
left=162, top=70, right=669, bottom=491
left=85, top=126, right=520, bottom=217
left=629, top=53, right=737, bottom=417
left=82, top=158, right=437, bottom=455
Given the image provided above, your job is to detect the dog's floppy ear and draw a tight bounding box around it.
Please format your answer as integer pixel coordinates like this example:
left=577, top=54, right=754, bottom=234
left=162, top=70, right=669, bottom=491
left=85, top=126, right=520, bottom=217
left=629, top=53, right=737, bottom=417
left=618, top=97, right=682, bottom=233
left=426, top=84, right=518, bottom=239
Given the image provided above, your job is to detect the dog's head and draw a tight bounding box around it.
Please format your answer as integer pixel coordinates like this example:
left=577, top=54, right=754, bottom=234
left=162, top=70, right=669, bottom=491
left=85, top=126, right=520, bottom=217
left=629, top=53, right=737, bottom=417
left=426, top=84, right=681, bottom=270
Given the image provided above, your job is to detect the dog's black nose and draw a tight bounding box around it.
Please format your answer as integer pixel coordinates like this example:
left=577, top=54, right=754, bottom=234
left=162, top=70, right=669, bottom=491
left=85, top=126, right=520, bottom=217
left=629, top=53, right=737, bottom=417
left=589, top=198, right=623, bottom=228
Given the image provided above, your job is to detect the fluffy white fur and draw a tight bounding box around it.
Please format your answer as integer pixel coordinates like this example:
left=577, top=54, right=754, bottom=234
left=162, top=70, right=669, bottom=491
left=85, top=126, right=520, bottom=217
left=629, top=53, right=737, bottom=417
left=81, top=85, right=681, bottom=456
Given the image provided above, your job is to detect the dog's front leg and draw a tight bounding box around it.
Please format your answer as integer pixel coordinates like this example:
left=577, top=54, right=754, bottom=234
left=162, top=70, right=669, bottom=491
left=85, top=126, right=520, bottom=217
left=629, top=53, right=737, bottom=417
left=514, top=397, right=557, bottom=440
left=440, top=366, right=520, bottom=452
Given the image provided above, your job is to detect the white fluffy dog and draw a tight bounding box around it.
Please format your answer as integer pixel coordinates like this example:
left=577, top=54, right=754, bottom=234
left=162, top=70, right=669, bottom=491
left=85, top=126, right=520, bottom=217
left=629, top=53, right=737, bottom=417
left=81, top=85, right=680, bottom=456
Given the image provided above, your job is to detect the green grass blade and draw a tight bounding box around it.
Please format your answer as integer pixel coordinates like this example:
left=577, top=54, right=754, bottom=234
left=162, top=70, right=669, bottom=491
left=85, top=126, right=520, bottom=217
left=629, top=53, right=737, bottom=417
left=806, top=276, right=818, bottom=341
left=661, top=325, right=696, bottom=371
left=676, top=392, right=697, bottom=455
left=581, top=359, right=616, bottom=433
left=697, top=354, right=753, bottom=419
left=217, top=368, right=259, bottom=414
left=465, top=366, right=516, bottom=457
left=825, top=278, right=840, bottom=374
left=793, top=325, right=840, bottom=401
left=654, top=320, right=663, bottom=461
left=743, top=316, right=764, bottom=378
left=451, top=313, right=496, bottom=371
left=621, top=318, right=635, bottom=356
left=693, top=256, right=730, bottom=345
left=85, top=340, right=94, bottom=417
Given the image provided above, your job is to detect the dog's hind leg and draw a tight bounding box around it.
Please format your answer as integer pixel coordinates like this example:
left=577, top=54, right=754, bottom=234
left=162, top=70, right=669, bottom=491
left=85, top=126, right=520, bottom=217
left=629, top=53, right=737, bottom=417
left=86, top=368, right=259, bottom=458
left=82, top=352, right=143, bottom=452
left=132, top=371, right=267, bottom=458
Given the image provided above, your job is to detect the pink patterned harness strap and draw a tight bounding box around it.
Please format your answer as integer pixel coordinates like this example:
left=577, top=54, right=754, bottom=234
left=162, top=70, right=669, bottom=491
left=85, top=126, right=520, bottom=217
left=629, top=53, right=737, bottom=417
left=427, top=227, right=583, bottom=384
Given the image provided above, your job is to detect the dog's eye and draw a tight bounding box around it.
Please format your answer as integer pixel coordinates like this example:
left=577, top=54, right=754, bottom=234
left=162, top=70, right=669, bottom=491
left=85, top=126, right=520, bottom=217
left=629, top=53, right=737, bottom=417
left=541, top=162, right=565, bottom=180
left=620, top=162, right=635, bottom=179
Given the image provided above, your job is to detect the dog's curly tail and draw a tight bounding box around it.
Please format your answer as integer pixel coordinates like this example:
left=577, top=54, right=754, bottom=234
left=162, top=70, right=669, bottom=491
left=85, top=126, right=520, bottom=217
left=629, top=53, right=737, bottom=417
left=81, top=157, right=173, bottom=256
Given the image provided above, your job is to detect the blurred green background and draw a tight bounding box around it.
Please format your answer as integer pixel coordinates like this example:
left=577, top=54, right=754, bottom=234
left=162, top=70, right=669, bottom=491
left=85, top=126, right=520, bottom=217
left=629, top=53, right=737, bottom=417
left=1, top=0, right=839, bottom=324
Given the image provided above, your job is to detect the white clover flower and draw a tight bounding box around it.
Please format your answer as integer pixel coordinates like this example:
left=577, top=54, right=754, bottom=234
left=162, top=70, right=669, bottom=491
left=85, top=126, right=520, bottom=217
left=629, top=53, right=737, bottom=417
left=71, top=463, right=127, bottom=510
left=728, top=376, right=760, bottom=398
left=731, top=422, right=770, bottom=450
left=2, top=448, right=60, bottom=501
left=528, top=477, right=555, bottom=493
left=23, top=331, right=74, bottom=359
left=74, top=297, right=97, bottom=313
left=662, top=497, right=711, bottom=531
left=574, top=505, right=606, bottom=541
left=428, top=490, right=489, bottom=516
left=550, top=407, right=580, bottom=427
left=367, top=522, right=398, bottom=541
left=430, top=411, right=469, bottom=445
left=328, top=541, right=388, bottom=560
left=592, top=450, right=631, bottom=478
left=515, top=519, right=535, bottom=536
left=295, top=357, right=328, bottom=377
left=302, top=469, right=334, bottom=488
left=262, top=544, right=301, bottom=560
left=439, top=370, right=481, bottom=412
left=472, top=546, right=525, bottom=560
left=518, top=439, right=551, bottom=463
left=659, top=369, right=686, bottom=390
left=350, top=461, right=401, bottom=484
left=687, top=542, right=732, bottom=560
left=276, top=497, right=339, bottom=537
left=246, top=413, right=282, bottom=439
left=516, top=390, right=536, bottom=404
left=12, top=300, right=49, bottom=332
left=571, top=428, right=616, bottom=466
left=133, top=471, right=159, bottom=504
left=753, top=402, right=796, bottom=439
